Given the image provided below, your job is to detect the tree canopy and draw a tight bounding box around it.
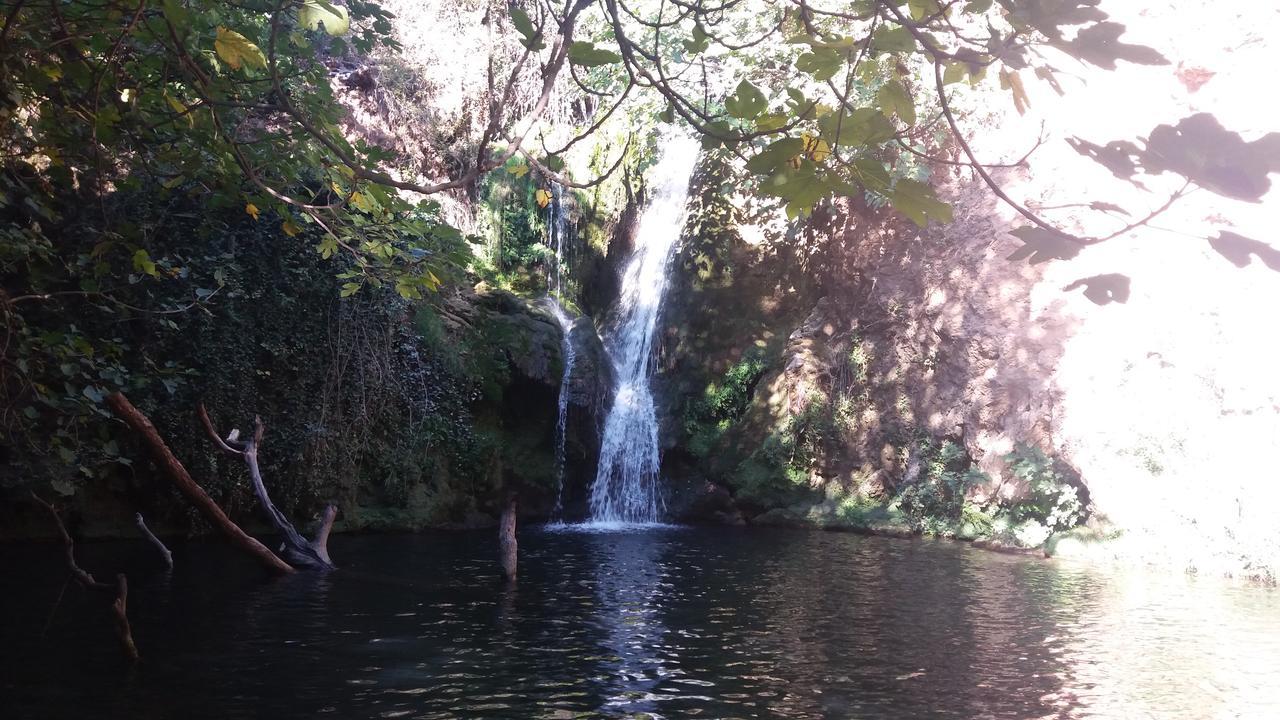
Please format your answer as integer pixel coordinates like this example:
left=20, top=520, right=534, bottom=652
left=0, top=0, right=1182, bottom=490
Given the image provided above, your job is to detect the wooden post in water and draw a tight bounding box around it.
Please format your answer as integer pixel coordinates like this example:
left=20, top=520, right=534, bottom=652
left=498, top=496, right=518, bottom=584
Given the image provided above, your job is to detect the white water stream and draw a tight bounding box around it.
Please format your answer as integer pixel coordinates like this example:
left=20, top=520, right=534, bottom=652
left=587, top=136, right=700, bottom=524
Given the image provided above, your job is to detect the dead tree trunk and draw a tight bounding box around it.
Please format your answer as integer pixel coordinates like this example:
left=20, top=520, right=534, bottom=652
left=31, top=493, right=139, bottom=662
left=106, top=392, right=294, bottom=575
left=312, top=504, right=337, bottom=566
left=498, top=496, right=517, bottom=584
left=199, top=405, right=336, bottom=571
left=134, top=513, right=173, bottom=570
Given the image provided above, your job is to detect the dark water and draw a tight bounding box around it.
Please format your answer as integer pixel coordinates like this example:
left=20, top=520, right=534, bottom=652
left=3, top=527, right=1279, bottom=719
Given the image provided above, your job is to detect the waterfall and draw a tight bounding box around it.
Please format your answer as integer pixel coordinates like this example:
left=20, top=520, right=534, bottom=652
left=588, top=135, right=700, bottom=525
left=545, top=183, right=576, bottom=521
left=546, top=300, right=576, bottom=521
left=545, top=183, right=569, bottom=298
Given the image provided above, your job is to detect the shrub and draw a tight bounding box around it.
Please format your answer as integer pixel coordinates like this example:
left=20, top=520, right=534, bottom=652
left=1003, top=444, right=1084, bottom=533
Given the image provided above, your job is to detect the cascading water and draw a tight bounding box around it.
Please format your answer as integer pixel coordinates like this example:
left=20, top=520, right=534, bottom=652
left=544, top=183, right=576, bottom=520
left=545, top=183, right=570, bottom=297
left=588, top=135, right=700, bottom=524
left=546, top=300, right=576, bottom=520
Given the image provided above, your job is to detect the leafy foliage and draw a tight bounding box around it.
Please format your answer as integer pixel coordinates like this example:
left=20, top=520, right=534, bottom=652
left=1002, top=444, right=1084, bottom=533
left=895, top=437, right=986, bottom=533
left=683, top=353, right=769, bottom=457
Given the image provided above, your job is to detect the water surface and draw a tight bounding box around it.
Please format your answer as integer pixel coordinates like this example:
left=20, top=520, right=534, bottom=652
left=3, top=527, right=1278, bottom=719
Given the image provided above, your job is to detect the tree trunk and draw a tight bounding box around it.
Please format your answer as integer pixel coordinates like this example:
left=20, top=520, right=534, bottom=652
left=106, top=392, right=294, bottom=575
left=498, top=497, right=517, bottom=583
left=198, top=405, right=335, bottom=571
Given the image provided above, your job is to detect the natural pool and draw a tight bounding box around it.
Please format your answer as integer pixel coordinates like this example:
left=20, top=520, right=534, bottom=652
left=3, top=527, right=1278, bottom=719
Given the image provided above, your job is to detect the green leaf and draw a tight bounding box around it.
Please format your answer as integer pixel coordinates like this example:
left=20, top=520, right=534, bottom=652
left=510, top=7, right=545, bottom=51
left=850, top=158, right=892, bottom=193
left=684, top=22, right=710, bottom=55
left=214, top=27, right=267, bottom=71
left=340, top=282, right=362, bottom=297
left=131, top=249, right=158, bottom=277
left=318, top=235, right=339, bottom=259
left=568, top=41, right=621, bottom=67
left=700, top=120, right=736, bottom=150
left=818, top=107, right=895, bottom=147
left=795, top=47, right=843, bottom=82
left=871, top=26, right=917, bottom=53
left=394, top=279, right=419, bottom=299
left=745, top=137, right=805, bottom=174
left=890, top=179, right=953, bottom=226
left=299, top=2, right=351, bottom=36
left=908, top=0, right=941, bottom=20
left=162, top=0, right=190, bottom=30
left=964, top=0, right=994, bottom=12
left=724, top=80, right=767, bottom=120
left=786, top=88, right=809, bottom=113
left=760, top=164, right=855, bottom=218
left=876, top=79, right=916, bottom=125
left=754, top=112, right=789, bottom=131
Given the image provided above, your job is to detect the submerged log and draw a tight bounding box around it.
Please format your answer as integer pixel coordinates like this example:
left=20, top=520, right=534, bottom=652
left=134, top=513, right=173, bottom=570
left=498, top=497, right=518, bottom=583
left=106, top=392, right=294, bottom=575
left=31, top=492, right=139, bottom=662
left=199, top=405, right=336, bottom=571
left=311, top=504, right=337, bottom=566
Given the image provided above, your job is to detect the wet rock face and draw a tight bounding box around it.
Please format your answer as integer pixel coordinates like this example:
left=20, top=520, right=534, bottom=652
left=655, top=165, right=1080, bottom=535
left=566, top=316, right=613, bottom=411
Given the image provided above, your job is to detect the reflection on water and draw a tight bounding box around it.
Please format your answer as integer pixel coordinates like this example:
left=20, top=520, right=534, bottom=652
left=2, top=528, right=1278, bottom=719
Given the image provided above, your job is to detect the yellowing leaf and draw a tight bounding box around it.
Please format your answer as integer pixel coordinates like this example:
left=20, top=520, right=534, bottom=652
left=282, top=220, right=301, bottom=237
left=802, top=134, right=831, bottom=163
left=509, top=162, right=530, bottom=178
left=245, top=203, right=260, bottom=220
left=132, top=249, right=158, bottom=277
left=165, top=92, right=194, bottom=127
left=214, top=27, right=267, bottom=71
left=349, top=191, right=373, bottom=212
left=1000, top=68, right=1030, bottom=115
left=535, top=189, right=553, bottom=208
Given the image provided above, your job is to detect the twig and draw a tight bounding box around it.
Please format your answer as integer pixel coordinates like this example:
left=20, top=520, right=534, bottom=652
left=30, top=492, right=139, bottom=662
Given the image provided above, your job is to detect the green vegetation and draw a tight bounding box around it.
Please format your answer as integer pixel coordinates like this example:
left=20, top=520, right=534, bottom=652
left=1001, top=444, right=1085, bottom=534
left=0, top=0, right=1176, bottom=538
left=894, top=436, right=987, bottom=534
left=683, top=352, right=770, bottom=457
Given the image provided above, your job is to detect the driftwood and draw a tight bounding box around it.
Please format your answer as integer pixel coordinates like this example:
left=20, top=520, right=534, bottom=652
left=498, top=496, right=517, bottom=583
left=105, top=392, right=294, bottom=575
left=198, top=404, right=336, bottom=571
left=134, top=513, right=173, bottom=570
left=30, top=492, right=139, bottom=662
